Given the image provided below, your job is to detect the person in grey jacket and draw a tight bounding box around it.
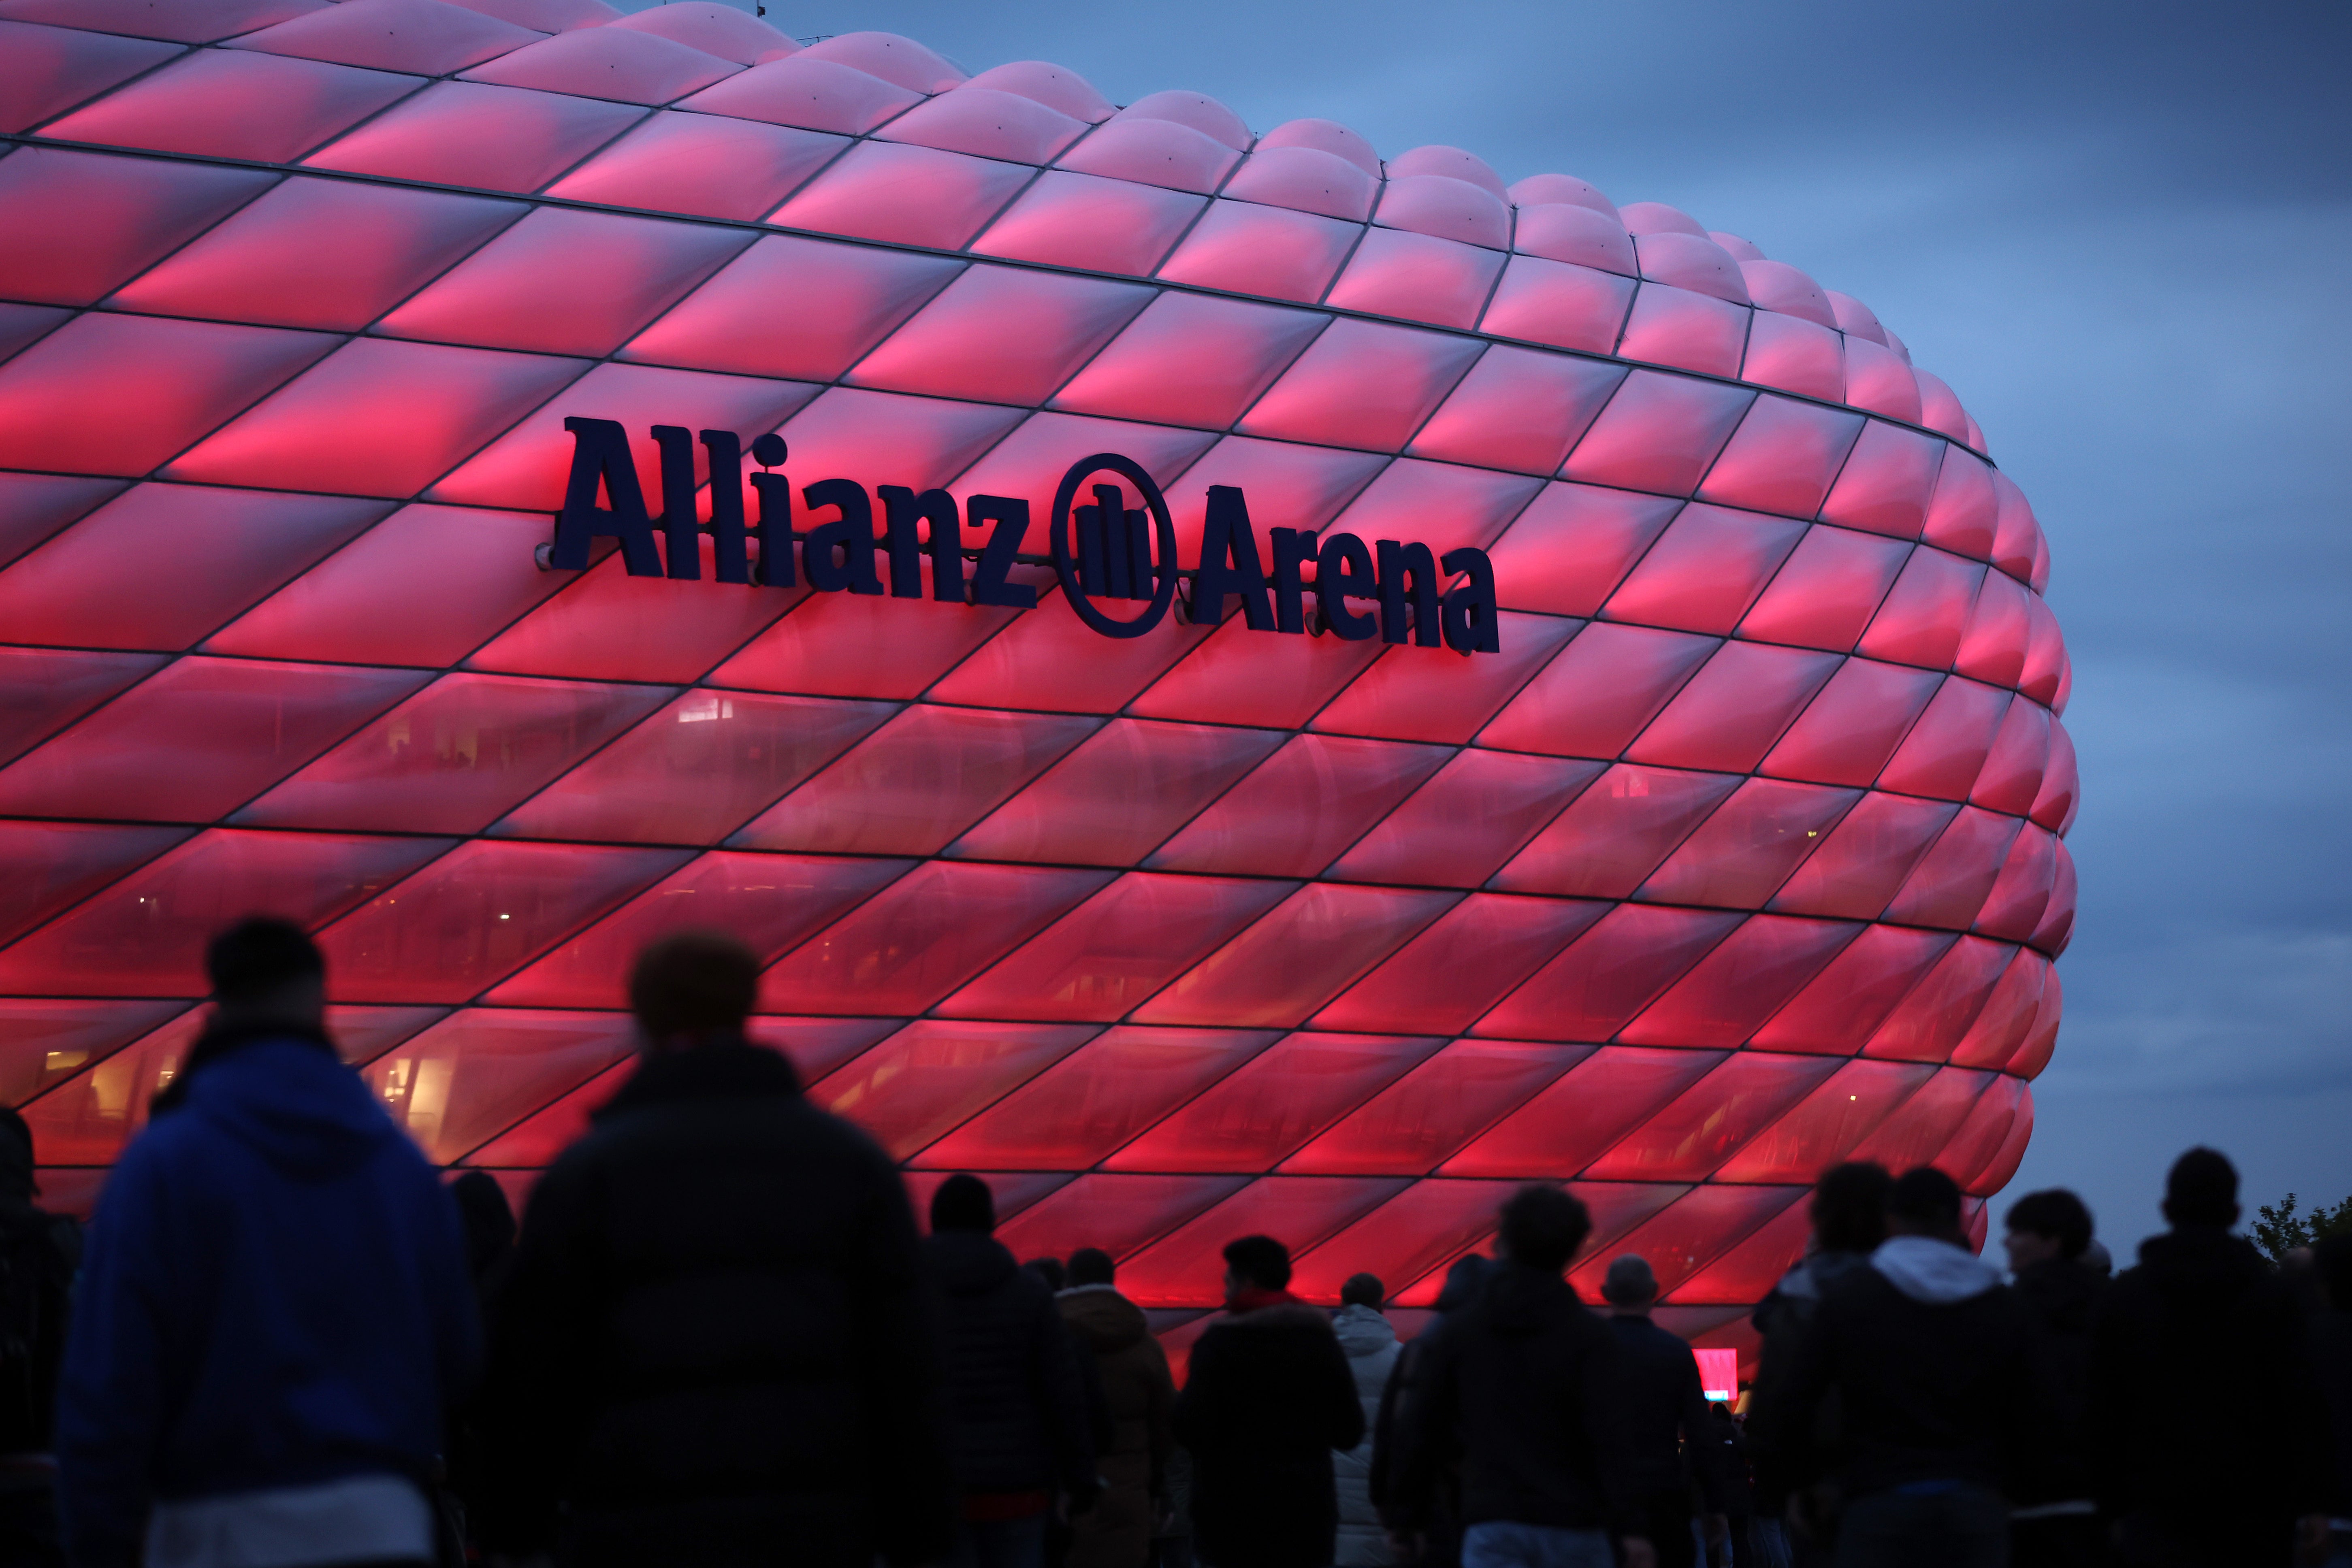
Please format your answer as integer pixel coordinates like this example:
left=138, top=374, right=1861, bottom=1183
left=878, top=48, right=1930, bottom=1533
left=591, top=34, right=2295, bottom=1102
left=1332, top=1274, right=1401, bottom=1566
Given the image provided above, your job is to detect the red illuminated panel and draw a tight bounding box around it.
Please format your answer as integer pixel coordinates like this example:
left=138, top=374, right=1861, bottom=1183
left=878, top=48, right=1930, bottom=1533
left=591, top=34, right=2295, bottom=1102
left=811, top=1019, right=1100, bottom=1161
left=949, top=720, right=1284, bottom=867
left=1115, top=1177, right=1412, bottom=1306
left=1569, top=1183, right=1800, bottom=1298
left=1105, top=1033, right=1445, bottom=1172
left=1716, top=1058, right=1940, bottom=1182
left=364, top=1008, right=638, bottom=1165
left=1493, top=766, right=1741, bottom=900
left=1328, top=752, right=1606, bottom=890
left=1312, top=895, right=1610, bottom=1035
left=1282, top=1042, right=1591, bottom=1176
left=1147, top=735, right=1450, bottom=878
left=1477, top=623, right=1715, bottom=760
left=1441, top=1047, right=1726, bottom=1177
left=1129, top=884, right=1459, bottom=1029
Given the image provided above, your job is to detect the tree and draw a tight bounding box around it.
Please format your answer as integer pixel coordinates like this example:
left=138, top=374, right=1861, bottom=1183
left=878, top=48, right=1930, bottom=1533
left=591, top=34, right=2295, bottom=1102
left=2251, top=1193, right=2352, bottom=1262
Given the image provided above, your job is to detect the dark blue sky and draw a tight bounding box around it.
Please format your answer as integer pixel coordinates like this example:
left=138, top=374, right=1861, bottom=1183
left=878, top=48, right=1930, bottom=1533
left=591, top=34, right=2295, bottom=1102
left=640, top=0, right=2352, bottom=1253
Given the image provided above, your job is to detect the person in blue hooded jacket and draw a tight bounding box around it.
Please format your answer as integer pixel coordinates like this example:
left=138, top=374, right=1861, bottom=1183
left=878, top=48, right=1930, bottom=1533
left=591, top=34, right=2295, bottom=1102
left=53, top=917, right=480, bottom=1568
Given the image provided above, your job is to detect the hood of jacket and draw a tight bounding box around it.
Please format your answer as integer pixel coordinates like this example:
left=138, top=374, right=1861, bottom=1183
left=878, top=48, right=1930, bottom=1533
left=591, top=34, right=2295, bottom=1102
left=1332, top=1302, right=1397, bottom=1359
left=926, top=1229, right=1020, bottom=1298
left=183, top=1035, right=397, bottom=1182
left=2132, top=1224, right=2271, bottom=1306
left=1223, top=1299, right=1333, bottom=1334
left=2013, top=1253, right=2104, bottom=1329
left=1872, top=1234, right=2004, bottom=1305
left=1059, top=1284, right=1148, bottom=1351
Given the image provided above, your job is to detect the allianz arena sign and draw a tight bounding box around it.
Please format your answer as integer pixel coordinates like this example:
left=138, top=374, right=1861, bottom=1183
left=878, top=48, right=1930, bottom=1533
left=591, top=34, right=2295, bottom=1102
left=0, top=0, right=2077, bottom=1355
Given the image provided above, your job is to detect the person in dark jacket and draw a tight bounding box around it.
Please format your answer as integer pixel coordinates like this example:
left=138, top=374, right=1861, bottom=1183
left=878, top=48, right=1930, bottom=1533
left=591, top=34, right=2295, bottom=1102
left=55, top=918, right=480, bottom=1568
left=1390, top=1187, right=1653, bottom=1568
left=1999, top=1188, right=2106, bottom=1567
left=2308, top=1234, right=2352, bottom=1568
left=0, top=1107, right=78, bottom=1568
left=929, top=1175, right=1100, bottom=1568
left=2088, top=1147, right=2333, bottom=1567
left=1600, top=1255, right=1728, bottom=1568
left=1059, top=1248, right=1174, bottom=1568
left=1749, top=1166, right=2033, bottom=1568
left=1697, top=1404, right=1754, bottom=1568
left=1372, top=1255, right=1491, bottom=1568
left=477, top=932, right=953, bottom=1568
left=1173, top=1235, right=1364, bottom=1568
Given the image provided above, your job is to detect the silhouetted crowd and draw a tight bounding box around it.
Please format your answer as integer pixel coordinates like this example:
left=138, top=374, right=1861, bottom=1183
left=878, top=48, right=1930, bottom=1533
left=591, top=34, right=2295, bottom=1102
left=0, top=917, right=2343, bottom=1568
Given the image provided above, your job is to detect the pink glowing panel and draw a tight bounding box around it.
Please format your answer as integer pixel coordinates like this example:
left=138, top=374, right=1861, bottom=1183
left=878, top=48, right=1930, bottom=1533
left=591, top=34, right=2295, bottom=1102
left=44, top=48, right=421, bottom=165
left=1407, top=348, right=1625, bottom=476
left=1618, top=916, right=1861, bottom=1048
left=545, top=111, right=842, bottom=222
left=1749, top=924, right=1960, bottom=1055
left=848, top=265, right=1153, bottom=407
left=1223, top=145, right=1377, bottom=223
left=928, top=584, right=1212, bottom=715
left=1717, top=1059, right=1939, bottom=1182
left=949, top=720, right=1285, bottom=867
left=1237, top=320, right=1484, bottom=454
left=0, top=998, right=188, bottom=1107
left=676, top=55, right=917, bottom=135
left=1057, top=116, right=1239, bottom=196
left=1667, top=1189, right=1816, bottom=1305
left=1861, top=936, right=2017, bottom=1063
left=1601, top=503, right=1808, bottom=636
left=732, top=707, right=1100, bottom=857
left=1766, top=793, right=1960, bottom=922
left=1156, top=200, right=1360, bottom=305
left=1736, top=312, right=1843, bottom=403
left=1148, top=735, right=1451, bottom=879
left=455, top=1059, right=630, bottom=1169
left=913, top=1027, right=1279, bottom=1170
left=1392, top=1179, right=1685, bottom=1306
left=0, top=820, right=190, bottom=947
left=465, top=540, right=808, bottom=685
left=809, top=1019, right=1098, bottom=1161
left=757, top=861, right=1112, bottom=1016
left=1877, top=679, right=2012, bottom=800
left=939, top=416, right=1216, bottom=548
left=973, top=170, right=1205, bottom=277
left=1638, top=785, right=1862, bottom=912
left=1319, top=459, right=1542, bottom=563
left=1561, top=370, right=1754, bottom=497
left=794, top=33, right=966, bottom=94
left=0, top=150, right=276, bottom=308
left=1473, top=905, right=1745, bottom=1043
left=0, top=473, right=126, bottom=569
left=620, top=234, right=959, bottom=381
left=1480, top=255, right=1638, bottom=356
left=237, top=674, right=670, bottom=835
left=0, top=829, right=452, bottom=998
left=0, top=649, right=163, bottom=771
left=994, top=1172, right=1252, bottom=1263
left=769, top=141, right=1033, bottom=251
left=1310, top=897, right=1611, bottom=1036
left=461, top=28, right=738, bottom=106
left=1954, top=570, right=2032, bottom=690
left=1441, top=1046, right=1726, bottom=1177
left=938, top=873, right=1296, bottom=1024
left=1847, top=1067, right=1992, bottom=1174
left=1326, top=753, right=1606, bottom=891
left=1584, top=1051, right=1841, bottom=1180
left=1989, top=472, right=2042, bottom=583
left=1615, top=285, right=1749, bottom=379
left=111, top=176, right=524, bottom=333
left=1478, top=624, right=1717, bottom=759
left=1857, top=546, right=1987, bottom=671
left=1128, top=884, right=1460, bottom=1029
left=2030, top=844, right=2077, bottom=957
left=1326, top=228, right=1507, bottom=331
left=1492, top=766, right=1742, bottom=901
left=1841, top=337, right=1921, bottom=424
left=0, top=484, right=388, bottom=652
left=2031, top=722, right=2080, bottom=833
left=363, top=1008, right=640, bottom=1165
left=1512, top=203, right=1636, bottom=274
left=1289, top=1179, right=1535, bottom=1302
left=302, top=81, right=646, bottom=196
left=0, top=657, right=428, bottom=823
left=318, top=839, right=691, bottom=1004
left=707, top=573, right=1027, bottom=701
left=1949, top=949, right=2048, bottom=1072
left=1881, top=807, right=2021, bottom=931
left=495, top=691, right=894, bottom=846
left=1568, top=1184, right=1797, bottom=1300
left=1695, top=396, right=1864, bottom=521
left=489, top=850, right=911, bottom=1009
left=0, top=313, right=335, bottom=477
left=1937, top=1073, right=2028, bottom=1193
left=2019, top=598, right=2066, bottom=707
left=1923, top=448, right=1999, bottom=560
left=1373, top=173, right=1508, bottom=249
left=1282, top=1042, right=1591, bottom=1176
left=376, top=207, right=751, bottom=358
left=1820, top=422, right=1945, bottom=540
left=1970, top=699, right=2053, bottom=816
left=1312, top=613, right=1578, bottom=746
left=1623, top=642, right=1842, bottom=774
left=1972, top=825, right=2058, bottom=943
left=1737, top=528, right=1914, bottom=653
left=0, top=22, right=178, bottom=134
left=1127, top=611, right=1385, bottom=731
left=1114, top=1177, right=1411, bottom=1307
left=1759, top=658, right=1945, bottom=786
left=1483, top=485, right=1682, bottom=618
left=1051, top=292, right=1326, bottom=428
left=231, top=0, right=537, bottom=75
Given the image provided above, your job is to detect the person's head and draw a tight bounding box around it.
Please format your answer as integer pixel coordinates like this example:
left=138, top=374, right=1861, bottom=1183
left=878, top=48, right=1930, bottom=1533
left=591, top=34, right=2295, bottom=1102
left=0, top=1106, right=33, bottom=1206
left=449, top=1169, right=516, bottom=1279
left=2164, top=1146, right=2239, bottom=1230
left=1068, top=1247, right=1115, bottom=1288
left=930, top=1173, right=995, bottom=1234
left=1026, top=1256, right=1065, bottom=1291
left=1600, top=1253, right=1659, bottom=1314
left=2314, top=1234, right=2352, bottom=1314
left=1340, top=1272, right=1384, bottom=1310
left=1499, top=1184, right=1592, bottom=1275
left=2080, top=1238, right=2113, bottom=1279
left=1810, top=1161, right=1893, bottom=1255
left=2003, top=1187, right=2094, bottom=1272
left=1435, top=1253, right=1492, bottom=1313
left=1710, top=1401, right=1731, bottom=1419
left=1222, top=1234, right=1291, bottom=1302
left=206, top=916, right=326, bottom=1030
left=1887, top=1165, right=1966, bottom=1243
left=628, top=931, right=759, bottom=1050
